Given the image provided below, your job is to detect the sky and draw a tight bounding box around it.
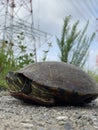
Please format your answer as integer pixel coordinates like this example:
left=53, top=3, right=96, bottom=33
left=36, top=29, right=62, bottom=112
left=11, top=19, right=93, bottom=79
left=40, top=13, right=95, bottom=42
left=0, top=0, right=98, bottom=70
left=32, top=0, right=98, bottom=70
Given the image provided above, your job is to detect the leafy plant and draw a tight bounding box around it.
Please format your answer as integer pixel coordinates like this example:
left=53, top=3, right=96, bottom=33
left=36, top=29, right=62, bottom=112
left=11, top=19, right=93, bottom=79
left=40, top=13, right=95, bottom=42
left=56, top=15, right=80, bottom=62
left=16, top=32, right=34, bottom=67
left=0, top=41, right=17, bottom=89
left=70, top=21, right=95, bottom=67
left=56, top=16, right=95, bottom=67
left=0, top=32, right=35, bottom=89
left=42, top=42, right=52, bottom=61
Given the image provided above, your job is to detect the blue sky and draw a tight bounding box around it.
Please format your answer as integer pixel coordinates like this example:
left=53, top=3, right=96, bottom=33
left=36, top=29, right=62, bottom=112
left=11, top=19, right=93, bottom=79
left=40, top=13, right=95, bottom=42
left=32, top=0, right=98, bottom=70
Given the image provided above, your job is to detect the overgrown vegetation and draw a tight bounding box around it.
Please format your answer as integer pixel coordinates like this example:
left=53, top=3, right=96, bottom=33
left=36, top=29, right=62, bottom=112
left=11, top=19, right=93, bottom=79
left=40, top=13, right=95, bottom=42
left=15, top=32, right=34, bottom=68
left=0, top=32, right=35, bottom=89
left=0, top=41, right=16, bottom=89
left=0, top=32, right=53, bottom=89
left=42, top=42, right=52, bottom=61
left=56, top=15, right=95, bottom=67
left=87, top=70, right=98, bottom=83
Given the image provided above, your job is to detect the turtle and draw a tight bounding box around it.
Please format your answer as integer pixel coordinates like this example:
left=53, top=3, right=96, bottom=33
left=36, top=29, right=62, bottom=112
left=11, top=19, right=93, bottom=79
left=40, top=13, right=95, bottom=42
left=6, top=61, right=98, bottom=106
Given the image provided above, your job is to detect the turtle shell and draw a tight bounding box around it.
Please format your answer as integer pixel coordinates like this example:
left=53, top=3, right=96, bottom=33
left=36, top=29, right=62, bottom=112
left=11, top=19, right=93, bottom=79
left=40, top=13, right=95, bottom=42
left=6, top=62, right=98, bottom=105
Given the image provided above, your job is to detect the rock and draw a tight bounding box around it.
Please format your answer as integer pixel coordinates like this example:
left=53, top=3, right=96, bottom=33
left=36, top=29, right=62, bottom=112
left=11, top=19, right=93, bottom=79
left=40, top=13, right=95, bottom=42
left=20, top=122, right=34, bottom=128
left=64, top=122, right=72, bottom=130
left=56, top=116, right=68, bottom=121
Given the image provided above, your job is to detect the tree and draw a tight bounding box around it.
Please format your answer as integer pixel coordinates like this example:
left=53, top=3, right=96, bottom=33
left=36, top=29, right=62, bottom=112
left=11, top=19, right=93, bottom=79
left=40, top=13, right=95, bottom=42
left=56, top=15, right=95, bottom=67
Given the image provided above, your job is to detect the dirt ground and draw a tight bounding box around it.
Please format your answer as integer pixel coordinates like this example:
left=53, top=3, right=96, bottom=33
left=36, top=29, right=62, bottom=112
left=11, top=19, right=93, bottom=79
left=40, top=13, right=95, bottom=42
left=0, top=91, right=98, bottom=130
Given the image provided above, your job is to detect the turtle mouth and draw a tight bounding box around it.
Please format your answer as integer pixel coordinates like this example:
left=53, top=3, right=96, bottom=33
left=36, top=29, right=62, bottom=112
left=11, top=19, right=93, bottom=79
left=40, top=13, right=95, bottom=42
left=6, top=72, right=32, bottom=94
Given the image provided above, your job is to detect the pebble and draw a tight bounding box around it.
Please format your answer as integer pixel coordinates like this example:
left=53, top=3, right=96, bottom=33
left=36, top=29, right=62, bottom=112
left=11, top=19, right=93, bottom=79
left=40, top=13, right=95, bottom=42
left=0, top=91, right=98, bottom=130
left=64, top=122, right=72, bottom=130
left=21, top=122, right=34, bottom=127
left=56, top=116, right=68, bottom=121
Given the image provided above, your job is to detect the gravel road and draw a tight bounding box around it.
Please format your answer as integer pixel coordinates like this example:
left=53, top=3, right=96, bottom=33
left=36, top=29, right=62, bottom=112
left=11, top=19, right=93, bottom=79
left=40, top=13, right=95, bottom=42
left=0, top=91, right=98, bottom=130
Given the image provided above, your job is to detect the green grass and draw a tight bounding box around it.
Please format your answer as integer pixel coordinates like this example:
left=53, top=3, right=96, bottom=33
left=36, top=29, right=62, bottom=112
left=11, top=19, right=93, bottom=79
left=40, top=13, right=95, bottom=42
left=0, top=64, right=19, bottom=90
left=88, top=70, right=98, bottom=83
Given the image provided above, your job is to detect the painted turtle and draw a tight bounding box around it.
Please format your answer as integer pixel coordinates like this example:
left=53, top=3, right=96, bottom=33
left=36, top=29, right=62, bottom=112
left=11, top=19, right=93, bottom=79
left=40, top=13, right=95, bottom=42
left=6, top=62, right=98, bottom=106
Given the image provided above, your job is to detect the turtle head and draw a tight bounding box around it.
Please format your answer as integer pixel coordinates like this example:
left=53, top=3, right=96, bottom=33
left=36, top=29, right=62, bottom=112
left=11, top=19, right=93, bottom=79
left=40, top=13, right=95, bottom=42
left=6, top=71, right=32, bottom=94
